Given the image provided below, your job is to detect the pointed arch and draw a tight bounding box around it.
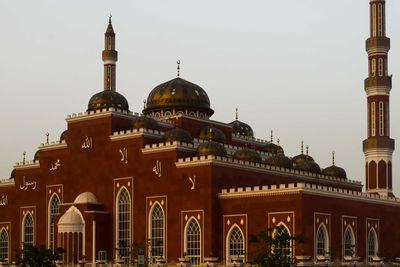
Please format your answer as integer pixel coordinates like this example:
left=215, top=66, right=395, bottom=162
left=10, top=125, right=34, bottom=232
left=0, top=227, right=9, bottom=261
left=48, top=193, right=60, bottom=250
left=116, top=186, right=131, bottom=264
left=316, top=223, right=329, bottom=257
left=344, top=226, right=355, bottom=257
left=148, top=202, right=165, bottom=261
left=226, top=224, right=245, bottom=263
left=368, top=228, right=378, bottom=262
left=184, top=217, right=201, bottom=265
left=273, top=223, right=291, bottom=259
left=22, top=212, right=34, bottom=246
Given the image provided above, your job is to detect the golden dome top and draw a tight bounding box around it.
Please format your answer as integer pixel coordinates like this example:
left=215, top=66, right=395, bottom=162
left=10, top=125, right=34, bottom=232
left=295, top=158, right=321, bottom=173
left=143, top=77, right=214, bottom=117
left=164, top=128, right=193, bottom=143
left=229, top=120, right=254, bottom=138
left=266, top=154, right=293, bottom=169
left=262, top=143, right=284, bottom=155
left=132, top=115, right=160, bottom=130
left=197, top=141, right=227, bottom=157
left=233, top=147, right=261, bottom=163
left=87, top=90, right=129, bottom=111
left=322, top=165, right=347, bottom=179
left=198, top=125, right=226, bottom=143
left=60, top=130, right=68, bottom=143
left=33, top=150, right=40, bottom=161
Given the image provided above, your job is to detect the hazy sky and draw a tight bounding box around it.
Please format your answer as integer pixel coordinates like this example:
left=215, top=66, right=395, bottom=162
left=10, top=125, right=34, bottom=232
left=1, top=1, right=400, bottom=193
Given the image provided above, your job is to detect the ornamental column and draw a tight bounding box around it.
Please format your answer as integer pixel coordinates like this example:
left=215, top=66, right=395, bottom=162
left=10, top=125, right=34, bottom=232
left=103, top=15, right=118, bottom=91
left=363, top=0, right=394, bottom=197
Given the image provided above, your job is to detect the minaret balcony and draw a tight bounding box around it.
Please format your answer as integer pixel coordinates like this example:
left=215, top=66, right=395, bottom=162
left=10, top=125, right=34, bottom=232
left=363, top=138, right=395, bottom=152
left=366, top=37, right=390, bottom=54
left=102, top=50, right=118, bottom=61
left=364, top=76, right=392, bottom=89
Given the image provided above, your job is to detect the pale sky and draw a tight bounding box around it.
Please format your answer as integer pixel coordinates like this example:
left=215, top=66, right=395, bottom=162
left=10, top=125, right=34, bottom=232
left=1, top=1, right=400, bottom=194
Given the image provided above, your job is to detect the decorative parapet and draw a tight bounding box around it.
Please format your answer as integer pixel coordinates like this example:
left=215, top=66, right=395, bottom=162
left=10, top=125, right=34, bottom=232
left=0, top=178, right=15, bottom=187
left=142, top=141, right=196, bottom=154
left=66, top=107, right=134, bottom=123
left=14, top=160, right=40, bottom=170
left=39, top=140, right=67, bottom=151
left=219, top=182, right=400, bottom=206
left=176, top=156, right=361, bottom=188
left=231, top=133, right=269, bottom=146
left=110, top=128, right=164, bottom=141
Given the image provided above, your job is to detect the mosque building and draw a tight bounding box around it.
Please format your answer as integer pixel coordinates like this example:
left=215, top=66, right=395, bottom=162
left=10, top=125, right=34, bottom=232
left=0, top=0, right=399, bottom=266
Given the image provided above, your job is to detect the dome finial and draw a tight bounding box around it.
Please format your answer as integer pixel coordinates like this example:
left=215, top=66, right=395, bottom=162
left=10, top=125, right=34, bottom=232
left=301, top=140, right=304, bottom=154
left=235, top=107, right=238, bottom=120
left=143, top=99, right=147, bottom=109
left=109, top=13, right=112, bottom=24
left=306, top=145, right=309, bottom=157
left=177, top=60, right=181, bottom=77
left=332, top=151, right=335, bottom=166
left=23, top=151, right=26, bottom=164
left=270, top=130, right=273, bottom=143
left=46, top=132, right=49, bottom=144
left=277, top=138, right=280, bottom=148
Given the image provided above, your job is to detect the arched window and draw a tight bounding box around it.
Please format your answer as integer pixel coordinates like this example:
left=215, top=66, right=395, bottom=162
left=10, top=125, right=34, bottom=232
left=23, top=213, right=34, bottom=245
left=371, top=59, right=376, bottom=76
left=227, top=226, right=245, bottom=262
left=117, top=188, right=131, bottom=263
left=0, top=228, right=8, bottom=261
left=316, top=225, right=328, bottom=256
left=149, top=203, right=164, bottom=261
left=273, top=224, right=291, bottom=260
left=371, top=102, right=376, bottom=136
left=372, top=4, right=377, bottom=37
left=368, top=229, right=378, bottom=262
left=378, top=4, right=383, bottom=36
left=344, top=227, right=355, bottom=257
left=386, top=102, right=389, bottom=136
left=379, top=101, right=384, bottom=136
left=185, top=218, right=201, bottom=265
left=48, top=194, right=60, bottom=250
left=378, top=58, right=384, bottom=76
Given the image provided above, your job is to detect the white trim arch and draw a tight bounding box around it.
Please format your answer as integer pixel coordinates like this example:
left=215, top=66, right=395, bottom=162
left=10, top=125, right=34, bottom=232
left=148, top=201, right=165, bottom=261
left=343, top=226, right=355, bottom=257
left=48, top=193, right=61, bottom=250
left=316, top=223, right=329, bottom=257
left=115, top=186, right=131, bottom=263
left=367, top=228, right=378, bottom=262
left=226, top=224, right=245, bottom=263
left=0, top=227, right=9, bottom=262
left=273, top=222, right=292, bottom=259
left=184, top=217, right=201, bottom=265
left=22, top=212, right=34, bottom=246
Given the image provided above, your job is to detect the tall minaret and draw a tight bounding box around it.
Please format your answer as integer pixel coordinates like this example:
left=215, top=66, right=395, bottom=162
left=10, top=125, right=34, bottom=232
left=103, top=15, right=117, bottom=91
left=363, top=0, right=394, bottom=197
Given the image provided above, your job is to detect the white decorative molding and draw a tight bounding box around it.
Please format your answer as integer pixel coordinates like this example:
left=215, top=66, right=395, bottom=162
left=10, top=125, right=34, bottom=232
left=111, top=128, right=164, bottom=141
left=66, top=107, right=134, bottom=123
left=142, top=141, right=195, bottom=154
left=39, top=140, right=67, bottom=151
left=14, top=161, right=40, bottom=170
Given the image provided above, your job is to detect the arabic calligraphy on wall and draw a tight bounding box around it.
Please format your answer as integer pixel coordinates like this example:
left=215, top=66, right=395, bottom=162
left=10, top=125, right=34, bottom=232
left=188, top=175, right=196, bottom=190
left=19, top=176, right=37, bottom=190
left=0, top=194, right=7, bottom=206
left=153, top=160, right=162, bottom=177
left=119, top=147, right=128, bottom=164
left=49, top=159, right=61, bottom=171
left=81, top=136, right=93, bottom=149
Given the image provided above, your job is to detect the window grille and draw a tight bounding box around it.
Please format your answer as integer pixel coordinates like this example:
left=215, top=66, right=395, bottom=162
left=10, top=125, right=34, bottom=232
left=49, top=195, right=60, bottom=250
left=0, top=229, right=8, bottom=261
left=371, top=102, right=376, bottom=136
left=378, top=59, right=383, bottom=76
left=23, top=213, right=34, bottom=246
left=344, top=228, right=354, bottom=257
left=378, top=4, right=383, bottom=36
left=117, top=188, right=131, bottom=264
left=368, top=230, right=377, bottom=262
left=150, top=204, right=164, bottom=261
left=379, top=102, right=384, bottom=136
left=316, top=226, right=327, bottom=256
left=228, top=226, right=244, bottom=262
left=186, top=219, right=201, bottom=265
left=274, top=226, right=291, bottom=260
left=371, top=59, right=376, bottom=76
left=372, top=5, right=377, bottom=37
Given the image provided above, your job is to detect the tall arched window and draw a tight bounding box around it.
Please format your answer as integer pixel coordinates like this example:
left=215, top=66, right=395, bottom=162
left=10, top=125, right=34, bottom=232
left=371, top=59, right=376, bottom=76
left=378, top=4, right=383, bottom=36
left=227, top=226, right=245, bottom=262
left=378, top=58, right=384, bottom=76
left=185, top=218, right=201, bottom=265
left=368, top=229, right=378, bottom=262
left=117, top=188, right=131, bottom=263
left=48, top=194, right=60, bottom=250
left=379, top=101, right=384, bottom=136
left=371, top=102, right=376, bottom=136
left=316, top=225, right=328, bottom=256
left=273, top=225, right=291, bottom=260
left=386, top=102, right=389, bottom=136
left=150, top=203, right=164, bottom=261
left=0, top=228, right=8, bottom=261
left=23, top=213, right=34, bottom=245
left=344, top=227, right=355, bottom=257
left=372, top=4, right=377, bottom=37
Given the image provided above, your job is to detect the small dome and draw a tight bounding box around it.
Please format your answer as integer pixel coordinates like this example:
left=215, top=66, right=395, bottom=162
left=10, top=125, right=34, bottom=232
left=197, top=141, right=227, bottom=157
left=198, top=126, right=226, bottom=143
left=58, top=207, right=84, bottom=226
left=229, top=120, right=254, bottom=138
left=132, top=115, right=160, bottom=130
left=143, top=77, right=214, bottom=117
left=10, top=169, right=15, bottom=179
left=33, top=150, right=40, bottom=161
left=295, top=158, right=321, bottom=174
left=266, top=154, right=293, bottom=169
left=261, top=142, right=284, bottom=155
left=322, top=165, right=347, bottom=179
left=74, top=192, right=98, bottom=204
left=164, top=128, right=193, bottom=143
left=233, top=147, right=261, bottom=163
left=292, top=153, right=314, bottom=165
left=87, top=90, right=129, bottom=111
left=60, top=130, right=68, bottom=142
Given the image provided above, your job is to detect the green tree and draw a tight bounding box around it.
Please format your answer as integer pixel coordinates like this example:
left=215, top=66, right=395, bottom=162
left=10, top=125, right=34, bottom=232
left=15, top=243, right=65, bottom=267
left=249, top=225, right=304, bottom=267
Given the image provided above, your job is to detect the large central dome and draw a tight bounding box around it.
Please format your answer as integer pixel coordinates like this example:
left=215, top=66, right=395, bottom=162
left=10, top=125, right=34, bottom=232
left=143, top=77, right=214, bottom=118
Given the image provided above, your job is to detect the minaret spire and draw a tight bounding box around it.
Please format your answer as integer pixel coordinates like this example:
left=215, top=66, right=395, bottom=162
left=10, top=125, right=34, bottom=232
left=363, top=0, right=394, bottom=197
left=103, top=15, right=118, bottom=91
